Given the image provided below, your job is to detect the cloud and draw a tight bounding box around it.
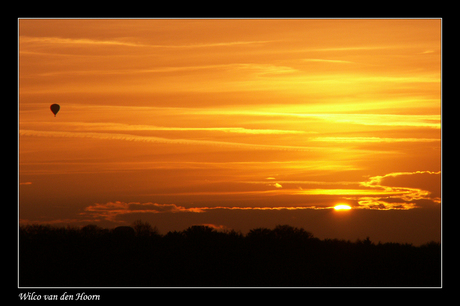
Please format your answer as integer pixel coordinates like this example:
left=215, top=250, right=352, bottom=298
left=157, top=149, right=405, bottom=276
left=81, top=201, right=204, bottom=222
left=303, top=58, right=354, bottom=64
left=81, top=201, right=337, bottom=222
left=201, top=206, right=329, bottom=211
left=166, top=40, right=275, bottom=49
left=354, top=170, right=441, bottom=209
left=34, top=121, right=305, bottom=135
left=311, top=136, right=439, bottom=143
left=193, top=223, right=229, bottom=231
left=20, top=218, right=95, bottom=226
left=352, top=197, right=418, bottom=210
left=264, top=182, right=283, bottom=188
left=26, top=62, right=298, bottom=79
left=127, top=202, right=204, bottom=213
left=231, top=63, right=298, bottom=75
left=311, top=114, right=441, bottom=129
left=186, top=108, right=441, bottom=129
left=19, top=129, right=316, bottom=152
left=141, top=186, right=423, bottom=199
left=20, top=36, right=146, bottom=47
left=307, top=45, right=402, bottom=52
left=21, top=36, right=274, bottom=50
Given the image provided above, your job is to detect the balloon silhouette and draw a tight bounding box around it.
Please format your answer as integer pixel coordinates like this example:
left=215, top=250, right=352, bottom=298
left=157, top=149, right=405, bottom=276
left=50, top=104, right=60, bottom=117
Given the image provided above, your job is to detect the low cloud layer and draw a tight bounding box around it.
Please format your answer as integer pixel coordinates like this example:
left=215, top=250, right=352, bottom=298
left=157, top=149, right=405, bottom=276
left=81, top=201, right=205, bottom=222
left=81, top=201, right=336, bottom=223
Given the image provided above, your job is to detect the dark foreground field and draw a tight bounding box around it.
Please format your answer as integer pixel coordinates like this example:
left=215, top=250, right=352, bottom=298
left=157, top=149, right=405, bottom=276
left=19, top=223, right=441, bottom=287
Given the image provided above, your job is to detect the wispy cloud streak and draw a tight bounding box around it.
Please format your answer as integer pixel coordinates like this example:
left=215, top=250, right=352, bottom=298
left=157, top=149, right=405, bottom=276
left=19, top=129, right=316, bottom=151
left=29, top=122, right=306, bottom=135
left=311, top=136, right=439, bottom=143
left=37, top=104, right=440, bottom=129
left=185, top=109, right=441, bottom=129
left=142, top=188, right=416, bottom=198
left=303, top=58, right=354, bottom=64
left=20, top=36, right=275, bottom=50
left=20, top=36, right=147, bottom=47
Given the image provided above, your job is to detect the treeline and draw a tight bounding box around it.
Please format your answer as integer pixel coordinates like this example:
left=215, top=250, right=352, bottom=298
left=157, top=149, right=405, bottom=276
left=19, top=222, right=441, bottom=287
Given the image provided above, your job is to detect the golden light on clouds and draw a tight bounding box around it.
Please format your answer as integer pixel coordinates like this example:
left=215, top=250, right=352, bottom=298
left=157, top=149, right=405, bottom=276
left=19, top=19, right=441, bottom=244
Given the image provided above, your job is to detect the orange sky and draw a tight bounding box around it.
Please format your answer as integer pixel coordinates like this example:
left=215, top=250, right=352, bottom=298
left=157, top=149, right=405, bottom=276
left=19, top=19, right=441, bottom=244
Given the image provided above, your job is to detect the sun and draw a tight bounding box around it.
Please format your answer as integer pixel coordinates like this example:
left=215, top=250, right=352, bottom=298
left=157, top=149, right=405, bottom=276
left=334, top=204, right=352, bottom=211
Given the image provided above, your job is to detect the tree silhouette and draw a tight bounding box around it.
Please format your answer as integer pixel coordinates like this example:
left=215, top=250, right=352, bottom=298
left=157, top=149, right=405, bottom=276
left=112, top=226, right=135, bottom=239
left=272, top=224, right=314, bottom=240
left=18, top=223, right=441, bottom=287
left=247, top=227, right=274, bottom=239
left=183, top=225, right=216, bottom=239
left=132, top=219, right=158, bottom=237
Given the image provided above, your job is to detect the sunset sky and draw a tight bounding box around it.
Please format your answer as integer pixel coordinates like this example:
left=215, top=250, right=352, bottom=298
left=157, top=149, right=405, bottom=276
left=18, top=19, right=441, bottom=245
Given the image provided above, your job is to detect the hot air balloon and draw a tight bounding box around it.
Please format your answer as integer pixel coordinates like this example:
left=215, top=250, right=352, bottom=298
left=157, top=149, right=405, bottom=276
left=50, top=104, right=60, bottom=117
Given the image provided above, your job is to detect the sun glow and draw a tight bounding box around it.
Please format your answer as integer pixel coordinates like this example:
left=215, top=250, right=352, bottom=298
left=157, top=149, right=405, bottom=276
left=334, top=204, right=352, bottom=211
